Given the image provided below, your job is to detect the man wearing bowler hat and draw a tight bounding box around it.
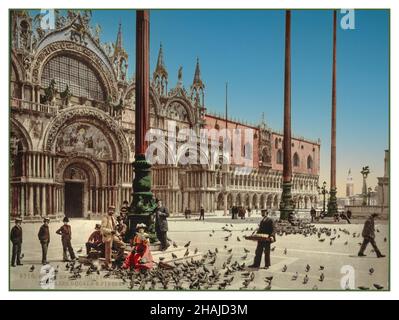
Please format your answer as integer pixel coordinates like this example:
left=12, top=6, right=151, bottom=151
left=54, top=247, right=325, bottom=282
left=56, top=216, right=76, bottom=262
left=38, top=217, right=50, bottom=265
left=10, top=217, right=23, bottom=267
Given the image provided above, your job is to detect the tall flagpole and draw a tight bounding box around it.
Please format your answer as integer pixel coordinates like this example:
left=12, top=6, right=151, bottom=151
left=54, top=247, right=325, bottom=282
left=327, top=10, right=338, bottom=217
left=279, top=10, right=293, bottom=220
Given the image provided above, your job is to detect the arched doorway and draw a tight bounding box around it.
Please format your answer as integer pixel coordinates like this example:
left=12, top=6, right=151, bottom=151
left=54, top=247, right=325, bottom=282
left=62, top=159, right=102, bottom=218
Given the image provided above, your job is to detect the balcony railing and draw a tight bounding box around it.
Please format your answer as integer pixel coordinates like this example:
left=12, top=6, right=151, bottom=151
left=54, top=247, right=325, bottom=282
left=11, top=98, right=59, bottom=115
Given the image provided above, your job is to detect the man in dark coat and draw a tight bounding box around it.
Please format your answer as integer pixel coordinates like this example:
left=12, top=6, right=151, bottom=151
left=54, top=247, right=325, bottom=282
left=38, top=217, right=50, bottom=265
left=56, top=216, right=76, bottom=262
left=154, top=199, right=170, bottom=251
left=184, top=207, right=191, bottom=219
left=10, top=217, right=23, bottom=267
left=358, top=213, right=385, bottom=258
left=248, top=210, right=276, bottom=269
left=310, top=207, right=316, bottom=222
left=199, top=206, right=205, bottom=221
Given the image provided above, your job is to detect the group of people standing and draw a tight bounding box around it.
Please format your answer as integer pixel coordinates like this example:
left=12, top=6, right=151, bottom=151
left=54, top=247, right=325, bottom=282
left=10, top=198, right=171, bottom=270
left=184, top=206, right=205, bottom=220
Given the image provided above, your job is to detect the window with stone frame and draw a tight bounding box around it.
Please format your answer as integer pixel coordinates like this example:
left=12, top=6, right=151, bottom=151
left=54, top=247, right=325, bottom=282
left=41, top=55, right=105, bottom=101
left=293, top=152, right=300, bottom=167
left=276, top=149, right=283, bottom=164
left=307, top=155, right=313, bottom=169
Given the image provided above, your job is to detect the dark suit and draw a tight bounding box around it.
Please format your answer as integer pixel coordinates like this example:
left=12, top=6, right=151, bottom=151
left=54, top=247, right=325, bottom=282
left=56, top=224, right=76, bottom=261
left=252, top=216, right=276, bottom=267
left=10, top=225, right=23, bottom=266
left=359, top=216, right=382, bottom=256
left=199, top=208, right=205, bottom=220
left=155, top=206, right=169, bottom=250
left=38, top=224, right=50, bottom=264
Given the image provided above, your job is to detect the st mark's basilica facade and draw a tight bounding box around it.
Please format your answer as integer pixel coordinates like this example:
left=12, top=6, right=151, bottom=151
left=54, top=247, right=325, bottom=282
left=10, top=10, right=320, bottom=220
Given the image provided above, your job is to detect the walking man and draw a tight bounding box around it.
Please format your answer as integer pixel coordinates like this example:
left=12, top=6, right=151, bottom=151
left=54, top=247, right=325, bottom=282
left=358, top=213, right=385, bottom=258
left=38, top=217, right=50, bottom=265
left=154, top=199, right=170, bottom=251
left=101, top=205, right=125, bottom=270
left=248, top=210, right=276, bottom=269
left=56, top=216, right=76, bottom=262
left=10, top=217, right=23, bottom=267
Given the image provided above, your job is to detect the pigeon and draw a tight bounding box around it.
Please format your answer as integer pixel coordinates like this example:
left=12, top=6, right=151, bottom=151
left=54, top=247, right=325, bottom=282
left=373, top=283, right=384, bottom=290
left=344, top=241, right=348, bottom=245
left=283, top=248, right=287, bottom=255
left=227, top=249, right=233, bottom=254
left=384, top=237, right=387, bottom=242
left=244, top=248, right=250, bottom=253
left=271, top=247, right=276, bottom=252
left=184, top=249, right=190, bottom=257
left=319, top=273, right=325, bottom=282
left=159, top=257, right=165, bottom=261
left=264, top=276, right=273, bottom=283
left=29, top=265, right=35, bottom=272
left=241, top=254, right=248, bottom=260
left=77, top=247, right=83, bottom=253
left=319, top=266, right=325, bottom=271
left=319, top=239, right=325, bottom=242
left=171, top=253, right=178, bottom=259
left=291, top=272, right=298, bottom=281
left=303, top=275, right=309, bottom=284
left=358, top=286, right=370, bottom=290
left=369, top=267, right=374, bottom=275
left=282, top=265, right=287, bottom=272
left=194, top=248, right=198, bottom=254
left=237, top=237, right=241, bottom=242
left=20, top=253, right=24, bottom=260
left=173, top=241, right=178, bottom=248
left=209, top=234, right=213, bottom=237
left=215, top=248, right=219, bottom=253
left=184, top=241, right=191, bottom=248
left=305, top=264, right=310, bottom=272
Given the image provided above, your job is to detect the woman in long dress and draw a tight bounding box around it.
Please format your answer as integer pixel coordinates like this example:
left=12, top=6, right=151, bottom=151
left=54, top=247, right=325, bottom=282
left=122, top=223, right=153, bottom=271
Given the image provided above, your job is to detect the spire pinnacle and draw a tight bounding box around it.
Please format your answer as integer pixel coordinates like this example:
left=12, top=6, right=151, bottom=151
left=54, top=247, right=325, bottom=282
left=192, top=57, right=204, bottom=89
left=115, top=21, right=123, bottom=51
left=154, top=42, right=168, bottom=78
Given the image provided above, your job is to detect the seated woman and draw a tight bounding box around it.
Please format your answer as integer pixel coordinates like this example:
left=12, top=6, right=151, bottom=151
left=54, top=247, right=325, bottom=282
left=122, top=223, right=153, bottom=271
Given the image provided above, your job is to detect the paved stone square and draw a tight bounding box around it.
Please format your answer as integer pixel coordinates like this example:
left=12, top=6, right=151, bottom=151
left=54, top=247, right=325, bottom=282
left=9, top=214, right=389, bottom=291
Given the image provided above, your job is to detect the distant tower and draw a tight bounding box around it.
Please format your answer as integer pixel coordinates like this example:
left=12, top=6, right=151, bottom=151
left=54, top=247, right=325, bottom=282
left=112, top=22, right=128, bottom=81
left=191, top=57, right=205, bottom=107
left=346, top=168, right=354, bottom=197
left=153, top=43, right=168, bottom=96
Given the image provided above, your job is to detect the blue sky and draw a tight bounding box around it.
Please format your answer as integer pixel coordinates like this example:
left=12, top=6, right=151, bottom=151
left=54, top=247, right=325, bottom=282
left=35, top=9, right=390, bottom=196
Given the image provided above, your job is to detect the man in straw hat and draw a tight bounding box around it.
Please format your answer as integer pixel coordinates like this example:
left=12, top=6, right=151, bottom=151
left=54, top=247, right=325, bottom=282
left=10, top=217, right=23, bottom=267
left=101, top=205, right=125, bottom=270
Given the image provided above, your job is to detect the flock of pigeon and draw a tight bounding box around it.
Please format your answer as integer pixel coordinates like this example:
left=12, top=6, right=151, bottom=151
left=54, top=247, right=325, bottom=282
left=25, top=219, right=386, bottom=290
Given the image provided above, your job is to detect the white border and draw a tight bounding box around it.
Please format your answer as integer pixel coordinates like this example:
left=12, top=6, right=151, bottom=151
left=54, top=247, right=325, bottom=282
left=0, top=0, right=396, bottom=300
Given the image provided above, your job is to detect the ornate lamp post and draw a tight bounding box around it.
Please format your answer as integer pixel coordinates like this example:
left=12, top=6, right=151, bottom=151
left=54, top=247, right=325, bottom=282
left=361, top=166, right=370, bottom=206
left=318, top=181, right=329, bottom=214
